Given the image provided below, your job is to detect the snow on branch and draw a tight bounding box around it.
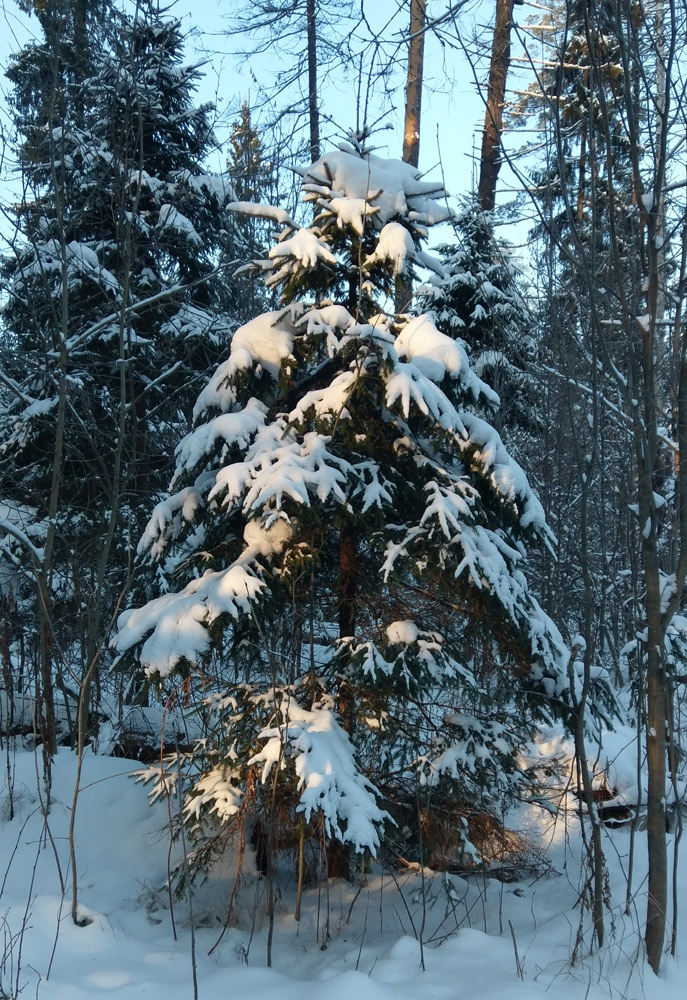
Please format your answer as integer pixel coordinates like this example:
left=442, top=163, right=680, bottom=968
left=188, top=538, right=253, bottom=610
left=226, top=201, right=298, bottom=229
left=0, top=517, right=45, bottom=565
left=250, top=697, right=390, bottom=854
left=175, top=397, right=268, bottom=477
left=266, top=229, right=337, bottom=287
left=158, top=204, right=203, bottom=245
left=395, top=314, right=498, bottom=403
left=113, top=562, right=266, bottom=677
left=299, top=147, right=453, bottom=236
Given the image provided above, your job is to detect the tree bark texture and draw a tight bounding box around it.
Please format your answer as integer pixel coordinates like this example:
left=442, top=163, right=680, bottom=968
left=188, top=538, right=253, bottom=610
left=478, top=0, right=514, bottom=211
left=307, top=0, right=320, bottom=163
left=402, top=0, right=426, bottom=168
left=645, top=636, right=668, bottom=972
left=397, top=0, right=426, bottom=312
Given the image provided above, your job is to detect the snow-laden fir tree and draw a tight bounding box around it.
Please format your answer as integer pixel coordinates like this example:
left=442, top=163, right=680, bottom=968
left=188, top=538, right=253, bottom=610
left=226, top=101, right=276, bottom=322
left=115, top=136, right=602, bottom=876
left=0, top=2, right=236, bottom=746
left=416, top=203, right=539, bottom=444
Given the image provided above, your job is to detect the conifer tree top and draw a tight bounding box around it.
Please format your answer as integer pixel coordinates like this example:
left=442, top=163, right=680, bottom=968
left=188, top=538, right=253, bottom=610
left=115, top=140, right=568, bottom=696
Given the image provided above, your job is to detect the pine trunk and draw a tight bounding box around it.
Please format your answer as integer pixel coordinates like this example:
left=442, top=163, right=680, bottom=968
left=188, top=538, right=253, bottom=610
left=307, top=0, right=320, bottom=163
left=397, top=0, right=426, bottom=312
left=645, top=631, right=668, bottom=973
left=402, top=0, right=426, bottom=167
left=478, top=0, right=514, bottom=212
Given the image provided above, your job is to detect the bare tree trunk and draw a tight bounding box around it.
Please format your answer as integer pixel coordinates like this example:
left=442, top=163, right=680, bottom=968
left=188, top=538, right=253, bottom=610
left=397, top=0, right=426, bottom=313
left=644, top=558, right=668, bottom=972
left=477, top=0, right=514, bottom=212
left=644, top=0, right=669, bottom=969
left=307, top=0, right=320, bottom=163
left=402, top=0, right=426, bottom=168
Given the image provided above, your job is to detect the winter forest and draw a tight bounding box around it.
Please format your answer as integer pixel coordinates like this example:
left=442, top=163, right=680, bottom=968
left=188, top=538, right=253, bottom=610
left=1, top=0, right=687, bottom=997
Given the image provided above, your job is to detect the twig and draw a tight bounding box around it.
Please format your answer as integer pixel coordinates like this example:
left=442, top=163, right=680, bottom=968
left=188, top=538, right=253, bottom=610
left=388, top=870, right=418, bottom=941
left=509, top=919, right=524, bottom=980
left=175, top=740, right=198, bottom=1000
left=355, top=892, right=370, bottom=971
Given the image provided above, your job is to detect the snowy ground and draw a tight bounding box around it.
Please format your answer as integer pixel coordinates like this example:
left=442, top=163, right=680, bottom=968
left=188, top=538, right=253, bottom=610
left=0, top=741, right=684, bottom=1000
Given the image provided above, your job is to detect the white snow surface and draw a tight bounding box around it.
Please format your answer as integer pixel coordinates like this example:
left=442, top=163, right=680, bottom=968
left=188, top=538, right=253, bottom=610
left=243, top=515, right=293, bottom=557
left=386, top=620, right=420, bottom=645
left=1, top=741, right=685, bottom=1000
left=19, top=239, right=121, bottom=301
left=269, top=228, right=337, bottom=270
left=115, top=563, right=266, bottom=676
left=175, top=396, right=268, bottom=473
left=182, top=170, right=235, bottom=203
left=226, top=200, right=298, bottom=228
left=158, top=204, right=203, bottom=244
left=321, top=193, right=377, bottom=235
left=363, top=221, right=416, bottom=275
left=230, top=309, right=297, bottom=380
left=394, top=314, right=498, bottom=403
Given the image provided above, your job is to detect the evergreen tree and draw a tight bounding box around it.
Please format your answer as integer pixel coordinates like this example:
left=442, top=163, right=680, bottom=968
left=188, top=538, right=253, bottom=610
left=115, top=138, right=603, bottom=876
left=511, top=0, right=641, bottom=640
left=417, top=203, right=539, bottom=444
left=514, top=0, right=684, bottom=962
left=226, top=101, right=276, bottom=321
left=0, top=1, right=237, bottom=741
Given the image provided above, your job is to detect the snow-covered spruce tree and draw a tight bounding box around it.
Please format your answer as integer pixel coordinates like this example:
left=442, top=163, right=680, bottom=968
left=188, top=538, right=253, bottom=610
left=226, top=101, right=277, bottom=323
left=416, top=203, right=539, bottom=446
left=114, top=138, right=600, bottom=878
left=0, top=2, right=236, bottom=746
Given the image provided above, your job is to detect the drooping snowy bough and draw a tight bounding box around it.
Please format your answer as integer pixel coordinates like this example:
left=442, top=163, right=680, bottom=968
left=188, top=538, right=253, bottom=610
left=115, top=139, right=604, bottom=871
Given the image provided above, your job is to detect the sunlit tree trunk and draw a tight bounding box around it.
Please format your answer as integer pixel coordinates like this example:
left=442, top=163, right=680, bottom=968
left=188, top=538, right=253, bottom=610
left=397, top=0, right=426, bottom=312
left=478, top=0, right=515, bottom=211
left=402, top=0, right=426, bottom=167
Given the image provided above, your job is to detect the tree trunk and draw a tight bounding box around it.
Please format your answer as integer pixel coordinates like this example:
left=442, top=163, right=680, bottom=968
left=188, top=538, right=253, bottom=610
left=644, top=1, right=669, bottom=970
left=477, top=0, right=514, bottom=212
left=641, top=438, right=667, bottom=970
left=645, top=637, right=668, bottom=972
left=397, top=0, right=426, bottom=313
left=402, top=0, right=426, bottom=168
left=307, top=0, right=320, bottom=163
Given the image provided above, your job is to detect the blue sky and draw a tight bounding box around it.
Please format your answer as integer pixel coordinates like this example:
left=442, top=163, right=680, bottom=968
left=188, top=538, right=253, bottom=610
left=166, top=0, right=490, bottom=201
left=0, top=1, right=536, bottom=236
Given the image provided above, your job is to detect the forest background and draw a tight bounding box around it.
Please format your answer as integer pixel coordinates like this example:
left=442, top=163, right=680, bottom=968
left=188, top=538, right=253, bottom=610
left=1, top=0, right=686, bottom=992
